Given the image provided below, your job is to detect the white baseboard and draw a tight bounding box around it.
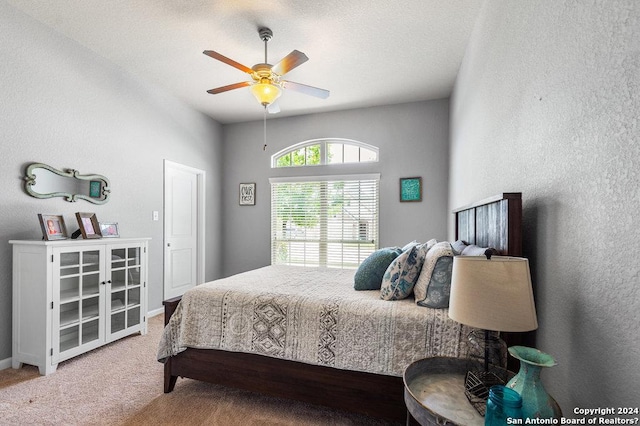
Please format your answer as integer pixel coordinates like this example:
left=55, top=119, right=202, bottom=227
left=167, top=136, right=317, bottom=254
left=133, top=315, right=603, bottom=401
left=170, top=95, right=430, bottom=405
left=147, top=307, right=163, bottom=318
left=0, top=357, right=12, bottom=371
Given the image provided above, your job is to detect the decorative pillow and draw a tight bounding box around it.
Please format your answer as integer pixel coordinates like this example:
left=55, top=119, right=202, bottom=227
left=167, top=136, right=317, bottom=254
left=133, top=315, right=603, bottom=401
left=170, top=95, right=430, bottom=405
left=380, top=243, right=429, bottom=300
left=414, top=241, right=455, bottom=308
left=354, top=247, right=403, bottom=290
left=423, top=238, right=438, bottom=252
left=451, top=239, right=468, bottom=255
left=461, top=244, right=499, bottom=258
left=401, top=240, right=418, bottom=251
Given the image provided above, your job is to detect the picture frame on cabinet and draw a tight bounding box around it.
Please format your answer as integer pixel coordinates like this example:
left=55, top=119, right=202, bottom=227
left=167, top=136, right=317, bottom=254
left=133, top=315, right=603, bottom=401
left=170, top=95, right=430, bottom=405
left=75, top=212, right=102, bottom=239
left=399, top=177, right=422, bottom=202
left=38, top=214, right=68, bottom=240
left=99, top=222, right=120, bottom=238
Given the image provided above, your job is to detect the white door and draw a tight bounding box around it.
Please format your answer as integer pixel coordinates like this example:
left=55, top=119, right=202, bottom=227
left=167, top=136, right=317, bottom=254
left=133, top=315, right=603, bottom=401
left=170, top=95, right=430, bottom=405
left=164, top=160, right=205, bottom=299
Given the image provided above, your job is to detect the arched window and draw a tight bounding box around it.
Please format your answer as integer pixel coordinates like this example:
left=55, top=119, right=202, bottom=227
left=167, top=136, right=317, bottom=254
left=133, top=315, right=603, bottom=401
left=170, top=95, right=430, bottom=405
left=271, top=138, right=378, bottom=168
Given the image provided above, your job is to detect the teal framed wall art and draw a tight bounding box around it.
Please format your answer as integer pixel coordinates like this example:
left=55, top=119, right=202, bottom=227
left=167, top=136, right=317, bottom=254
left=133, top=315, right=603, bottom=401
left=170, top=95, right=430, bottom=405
left=89, top=180, right=102, bottom=198
left=399, top=177, right=422, bottom=202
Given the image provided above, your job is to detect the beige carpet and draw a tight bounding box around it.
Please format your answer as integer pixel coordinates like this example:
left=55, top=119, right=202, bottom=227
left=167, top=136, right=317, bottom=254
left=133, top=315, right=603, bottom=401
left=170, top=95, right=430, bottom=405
left=0, top=315, right=402, bottom=426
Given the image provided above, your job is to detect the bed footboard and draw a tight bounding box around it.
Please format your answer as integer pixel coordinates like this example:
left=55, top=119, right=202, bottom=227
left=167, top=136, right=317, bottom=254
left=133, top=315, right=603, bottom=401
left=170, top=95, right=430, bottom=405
left=162, top=296, right=182, bottom=393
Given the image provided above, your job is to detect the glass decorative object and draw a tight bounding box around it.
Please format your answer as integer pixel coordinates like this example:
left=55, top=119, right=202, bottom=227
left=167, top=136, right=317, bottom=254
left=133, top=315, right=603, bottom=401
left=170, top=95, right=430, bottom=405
left=506, top=346, right=563, bottom=420
left=467, top=329, right=508, bottom=369
left=485, top=385, right=523, bottom=425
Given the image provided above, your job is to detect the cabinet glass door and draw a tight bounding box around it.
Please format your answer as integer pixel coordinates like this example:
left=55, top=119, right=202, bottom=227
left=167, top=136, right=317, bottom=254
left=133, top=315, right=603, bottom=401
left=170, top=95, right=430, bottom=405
left=54, top=247, right=105, bottom=360
left=108, top=245, right=143, bottom=338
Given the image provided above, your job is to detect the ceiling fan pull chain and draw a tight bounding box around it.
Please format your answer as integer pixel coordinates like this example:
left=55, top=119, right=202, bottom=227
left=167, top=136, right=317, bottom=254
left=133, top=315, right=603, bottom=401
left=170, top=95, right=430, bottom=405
left=263, top=105, right=268, bottom=151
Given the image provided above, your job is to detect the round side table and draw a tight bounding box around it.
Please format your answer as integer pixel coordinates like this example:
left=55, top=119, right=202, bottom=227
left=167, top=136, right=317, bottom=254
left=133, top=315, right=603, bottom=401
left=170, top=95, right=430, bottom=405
left=403, top=357, right=514, bottom=426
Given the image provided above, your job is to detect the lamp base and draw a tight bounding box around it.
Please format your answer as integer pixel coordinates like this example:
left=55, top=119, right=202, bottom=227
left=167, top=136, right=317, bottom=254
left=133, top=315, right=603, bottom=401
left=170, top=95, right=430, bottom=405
left=467, top=329, right=508, bottom=369
left=464, top=370, right=506, bottom=416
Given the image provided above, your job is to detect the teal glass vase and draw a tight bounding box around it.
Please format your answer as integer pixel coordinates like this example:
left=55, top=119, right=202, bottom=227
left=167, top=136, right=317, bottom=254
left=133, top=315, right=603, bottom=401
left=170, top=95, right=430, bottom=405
left=485, top=385, right=523, bottom=426
left=506, top=346, right=562, bottom=420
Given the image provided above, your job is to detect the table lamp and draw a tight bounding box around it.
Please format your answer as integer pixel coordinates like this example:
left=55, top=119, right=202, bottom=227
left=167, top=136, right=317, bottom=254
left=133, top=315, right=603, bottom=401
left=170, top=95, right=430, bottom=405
left=448, top=255, right=538, bottom=414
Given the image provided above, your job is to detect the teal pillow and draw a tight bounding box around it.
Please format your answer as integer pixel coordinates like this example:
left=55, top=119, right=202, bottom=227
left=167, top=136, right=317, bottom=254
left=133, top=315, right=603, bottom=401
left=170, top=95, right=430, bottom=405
left=414, top=241, right=454, bottom=308
left=354, top=247, right=402, bottom=290
left=418, top=256, right=454, bottom=308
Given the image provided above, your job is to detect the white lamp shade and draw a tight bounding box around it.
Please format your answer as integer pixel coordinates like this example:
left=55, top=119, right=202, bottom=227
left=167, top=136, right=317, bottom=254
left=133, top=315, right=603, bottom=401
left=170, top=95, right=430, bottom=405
left=448, top=256, right=538, bottom=332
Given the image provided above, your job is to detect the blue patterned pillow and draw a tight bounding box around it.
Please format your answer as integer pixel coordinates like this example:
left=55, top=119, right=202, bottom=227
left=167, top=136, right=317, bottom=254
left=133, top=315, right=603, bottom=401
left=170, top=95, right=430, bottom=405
left=380, top=243, right=429, bottom=300
left=401, top=240, right=418, bottom=251
left=354, top=247, right=403, bottom=290
left=414, top=241, right=454, bottom=308
left=419, top=256, right=453, bottom=308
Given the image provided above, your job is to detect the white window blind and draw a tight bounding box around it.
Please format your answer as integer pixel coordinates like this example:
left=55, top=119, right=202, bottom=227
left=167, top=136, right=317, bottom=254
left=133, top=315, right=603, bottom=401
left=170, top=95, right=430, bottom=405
left=270, top=175, right=379, bottom=268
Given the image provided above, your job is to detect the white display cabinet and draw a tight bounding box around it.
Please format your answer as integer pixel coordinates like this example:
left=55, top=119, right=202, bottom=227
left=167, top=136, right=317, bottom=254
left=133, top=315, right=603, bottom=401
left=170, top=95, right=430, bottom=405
left=10, top=238, right=150, bottom=375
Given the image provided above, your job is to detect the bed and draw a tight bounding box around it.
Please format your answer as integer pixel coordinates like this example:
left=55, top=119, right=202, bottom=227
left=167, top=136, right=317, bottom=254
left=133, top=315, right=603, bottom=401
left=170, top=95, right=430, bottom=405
left=158, top=193, right=523, bottom=422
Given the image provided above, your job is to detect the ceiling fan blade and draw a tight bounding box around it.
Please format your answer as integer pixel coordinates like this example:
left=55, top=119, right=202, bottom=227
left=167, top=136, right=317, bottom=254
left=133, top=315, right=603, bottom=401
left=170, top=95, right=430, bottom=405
left=203, top=50, right=253, bottom=74
left=271, top=50, right=309, bottom=76
left=207, top=81, right=251, bottom=94
left=267, top=102, right=280, bottom=114
left=281, top=80, right=330, bottom=99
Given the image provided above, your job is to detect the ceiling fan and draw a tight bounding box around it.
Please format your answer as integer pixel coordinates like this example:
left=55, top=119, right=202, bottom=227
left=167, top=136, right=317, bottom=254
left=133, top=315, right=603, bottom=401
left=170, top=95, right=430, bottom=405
left=203, top=27, right=329, bottom=113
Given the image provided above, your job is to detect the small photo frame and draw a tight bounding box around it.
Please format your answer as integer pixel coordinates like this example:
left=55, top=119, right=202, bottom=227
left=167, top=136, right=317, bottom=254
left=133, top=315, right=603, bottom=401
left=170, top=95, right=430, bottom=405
left=38, top=214, right=68, bottom=240
left=99, top=222, right=120, bottom=238
left=75, top=212, right=102, bottom=239
left=239, top=182, right=256, bottom=206
left=399, top=177, right=422, bottom=202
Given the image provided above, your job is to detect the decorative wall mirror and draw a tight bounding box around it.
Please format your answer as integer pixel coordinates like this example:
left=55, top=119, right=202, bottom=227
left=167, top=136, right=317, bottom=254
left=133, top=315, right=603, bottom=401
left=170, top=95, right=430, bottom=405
left=24, top=163, right=111, bottom=204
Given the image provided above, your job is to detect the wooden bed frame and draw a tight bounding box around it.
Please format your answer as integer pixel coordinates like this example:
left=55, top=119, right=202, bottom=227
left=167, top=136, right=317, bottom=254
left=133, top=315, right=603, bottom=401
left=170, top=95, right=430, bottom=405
left=162, top=193, right=523, bottom=422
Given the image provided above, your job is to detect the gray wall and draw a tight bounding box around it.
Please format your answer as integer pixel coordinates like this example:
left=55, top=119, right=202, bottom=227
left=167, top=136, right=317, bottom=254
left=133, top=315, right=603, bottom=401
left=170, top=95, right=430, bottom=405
left=450, top=0, right=639, bottom=410
left=0, top=3, right=223, bottom=361
left=221, top=100, right=450, bottom=277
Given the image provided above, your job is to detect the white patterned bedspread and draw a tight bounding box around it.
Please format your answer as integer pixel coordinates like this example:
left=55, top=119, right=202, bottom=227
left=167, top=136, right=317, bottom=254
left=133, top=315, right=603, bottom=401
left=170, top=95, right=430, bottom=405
left=157, top=265, right=470, bottom=376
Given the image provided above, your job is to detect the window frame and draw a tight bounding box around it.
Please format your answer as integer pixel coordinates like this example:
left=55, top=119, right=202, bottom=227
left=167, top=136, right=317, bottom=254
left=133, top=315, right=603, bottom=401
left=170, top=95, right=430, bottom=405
left=271, top=138, right=379, bottom=168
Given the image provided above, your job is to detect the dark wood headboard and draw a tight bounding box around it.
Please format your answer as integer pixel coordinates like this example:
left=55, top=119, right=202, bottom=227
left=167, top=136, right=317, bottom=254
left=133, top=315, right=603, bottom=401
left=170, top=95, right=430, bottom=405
left=453, top=193, right=532, bottom=358
left=453, top=193, right=522, bottom=256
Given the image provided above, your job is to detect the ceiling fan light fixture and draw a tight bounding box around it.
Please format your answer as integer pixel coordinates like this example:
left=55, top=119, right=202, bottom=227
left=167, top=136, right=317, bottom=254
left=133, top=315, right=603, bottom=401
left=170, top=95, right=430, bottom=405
left=250, top=81, right=282, bottom=106
left=204, top=27, right=328, bottom=111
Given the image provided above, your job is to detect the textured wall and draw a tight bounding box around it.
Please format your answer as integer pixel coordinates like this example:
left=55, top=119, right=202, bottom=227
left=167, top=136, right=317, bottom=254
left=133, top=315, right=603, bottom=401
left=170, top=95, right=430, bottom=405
left=0, top=3, right=224, bottom=362
left=221, top=100, right=451, bottom=277
left=451, top=0, right=639, bottom=411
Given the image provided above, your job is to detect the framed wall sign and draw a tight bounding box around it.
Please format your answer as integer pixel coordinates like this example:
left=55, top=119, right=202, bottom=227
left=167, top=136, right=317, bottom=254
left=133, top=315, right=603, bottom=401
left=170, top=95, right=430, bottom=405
left=399, top=177, right=422, bottom=202
left=239, top=183, right=256, bottom=206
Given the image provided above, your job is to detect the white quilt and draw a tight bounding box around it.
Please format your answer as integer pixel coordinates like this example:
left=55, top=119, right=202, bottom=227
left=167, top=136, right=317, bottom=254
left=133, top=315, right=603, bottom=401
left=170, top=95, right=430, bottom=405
left=157, top=265, right=470, bottom=376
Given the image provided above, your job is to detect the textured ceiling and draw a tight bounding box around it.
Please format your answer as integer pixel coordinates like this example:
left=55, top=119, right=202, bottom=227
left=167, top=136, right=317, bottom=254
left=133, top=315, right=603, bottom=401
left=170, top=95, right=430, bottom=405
left=7, top=0, right=483, bottom=124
